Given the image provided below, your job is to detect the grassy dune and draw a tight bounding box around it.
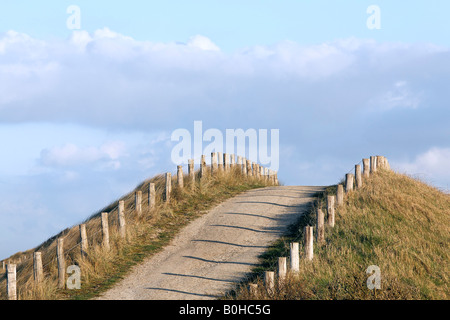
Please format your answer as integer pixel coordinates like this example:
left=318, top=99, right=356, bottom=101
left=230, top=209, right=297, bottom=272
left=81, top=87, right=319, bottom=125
left=0, top=167, right=275, bottom=300
left=232, top=169, right=449, bottom=300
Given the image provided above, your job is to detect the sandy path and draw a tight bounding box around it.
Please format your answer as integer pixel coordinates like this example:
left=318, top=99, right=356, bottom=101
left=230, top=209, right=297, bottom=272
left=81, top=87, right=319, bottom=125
left=96, top=186, right=325, bottom=300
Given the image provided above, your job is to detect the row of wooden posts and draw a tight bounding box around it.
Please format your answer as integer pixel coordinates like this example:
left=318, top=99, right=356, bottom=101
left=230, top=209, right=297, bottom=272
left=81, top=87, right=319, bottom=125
left=254, top=155, right=389, bottom=296
left=3, top=152, right=278, bottom=300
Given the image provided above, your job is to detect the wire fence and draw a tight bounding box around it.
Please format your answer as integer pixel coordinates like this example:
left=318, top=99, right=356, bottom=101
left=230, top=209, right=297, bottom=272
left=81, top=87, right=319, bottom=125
left=0, top=153, right=279, bottom=300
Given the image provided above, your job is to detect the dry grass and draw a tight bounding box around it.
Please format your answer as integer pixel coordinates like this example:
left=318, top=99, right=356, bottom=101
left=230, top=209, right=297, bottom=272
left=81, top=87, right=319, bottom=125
left=231, top=169, right=450, bottom=300
left=0, top=166, right=275, bottom=300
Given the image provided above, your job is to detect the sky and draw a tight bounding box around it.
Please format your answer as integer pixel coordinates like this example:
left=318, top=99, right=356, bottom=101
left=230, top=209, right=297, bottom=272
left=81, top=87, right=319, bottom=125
left=1, top=1, right=449, bottom=260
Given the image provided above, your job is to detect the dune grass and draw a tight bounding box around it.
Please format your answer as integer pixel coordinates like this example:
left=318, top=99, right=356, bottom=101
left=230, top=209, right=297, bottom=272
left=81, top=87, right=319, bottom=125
left=230, top=169, right=449, bottom=300
left=0, top=166, right=275, bottom=300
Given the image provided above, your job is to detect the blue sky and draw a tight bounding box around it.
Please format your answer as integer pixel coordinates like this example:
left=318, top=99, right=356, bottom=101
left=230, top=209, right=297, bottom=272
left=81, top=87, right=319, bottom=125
left=1, top=1, right=449, bottom=260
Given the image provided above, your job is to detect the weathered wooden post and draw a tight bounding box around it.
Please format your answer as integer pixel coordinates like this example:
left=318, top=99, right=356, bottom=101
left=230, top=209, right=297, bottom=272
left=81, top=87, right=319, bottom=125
left=304, top=226, right=314, bottom=261
left=241, top=157, right=247, bottom=175
left=290, top=242, right=299, bottom=273
left=230, top=154, right=235, bottom=167
left=376, top=156, right=383, bottom=170
left=79, top=224, right=88, bottom=257
left=135, top=191, right=142, bottom=215
left=33, top=252, right=43, bottom=284
left=316, top=208, right=325, bottom=243
left=188, top=159, right=195, bottom=189
left=370, top=156, right=377, bottom=173
left=211, top=152, right=218, bottom=175
left=249, top=283, right=258, bottom=297
left=278, top=257, right=287, bottom=284
left=165, top=172, right=172, bottom=202
left=177, top=165, right=184, bottom=189
left=118, top=200, right=126, bottom=238
left=384, top=156, right=390, bottom=170
left=327, top=195, right=335, bottom=227
left=337, top=184, right=344, bottom=206
left=246, top=160, right=252, bottom=177
left=200, top=155, right=207, bottom=178
left=57, top=238, right=65, bottom=289
left=217, top=152, right=223, bottom=173
left=264, top=271, right=275, bottom=295
left=223, top=153, right=230, bottom=172
left=101, top=212, right=110, bottom=250
left=363, top=158, right=370, bottom=178
left=377, top=156, right=388, bottom=170
left=355, top=164, right=362, bottom=189
left=148, top=183, right=156, bottom=208
left=345, top=173, right=354, bottom=192
left=7, top=264, right=17, bottom=300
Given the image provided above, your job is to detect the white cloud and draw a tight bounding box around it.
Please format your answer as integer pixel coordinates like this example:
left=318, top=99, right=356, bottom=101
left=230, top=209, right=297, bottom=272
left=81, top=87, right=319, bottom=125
left=39, top=141, right=125, bottom=169
left=397, top=147, right=450, bottom=174
left=369, top=80, right=422, bottom=111
left=394, top=147, right=450, bottom=191
left=187, top=35, right=220, bottom=51
left=0, top=29, right=447, bottom=130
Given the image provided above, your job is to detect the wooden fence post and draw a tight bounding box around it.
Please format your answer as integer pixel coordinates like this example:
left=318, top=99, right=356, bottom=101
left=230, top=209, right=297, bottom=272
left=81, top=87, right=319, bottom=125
left=345, top=173, right=354, bottom=192
left=278, top=257, right=287, bottom=284
left=327, top=195, right=335, bottom=227
left=200, top=155, right=207, bottom=178
left=246, top=160, right=252, bottom=177
left=135, top=191, right=142, bottom=215
left=7, top=264, right=17, bottom=300
left=376, top=156, right=383, bottom=170
left=355, top=164, right=362, bottom=189
left=217, top=152, right=223, bottom=173
left=101, top=212, right=110, bottom=250
left=211, top=152, right=218, bottom=175
left=290, top=242, right=299, bottom=273
left=316, top=208, right=325, bottom=243
left=188, top=159, right=195, bottom=189
left=264, top=271, right=275, bottom=295
left=57, top=238, right=65, bottom=289
left=33, top=252, right=43, bottom=284
left=177, top=165, right=184, bottom=189
left=230, top=154, right=235, bottom=167
left=337, top=184, right=344, bottom=206
left=241, top=158, right=247, bottom=175
left=148, top=183, right=156, bottom=208
left=370, top=156, right=377, bottom=173
left=79, top=224, right=88, bottom=257
left=165, top=172, right=172, bottom=201
left=304, top=226, right=314, bottom=261
left=363, top=158, right=370, bottom=178
left=118, top=200, right=126, bottom=238
left=223, top=153, right=230, bottom=172
left=249, top=283, right=258, bottom=297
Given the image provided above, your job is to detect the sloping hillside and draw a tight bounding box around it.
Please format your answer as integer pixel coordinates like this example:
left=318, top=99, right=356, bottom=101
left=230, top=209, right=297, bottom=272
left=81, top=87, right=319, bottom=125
left=0, top=165, right=275, bottom=300
left=233, top=169, right=449, bottom=300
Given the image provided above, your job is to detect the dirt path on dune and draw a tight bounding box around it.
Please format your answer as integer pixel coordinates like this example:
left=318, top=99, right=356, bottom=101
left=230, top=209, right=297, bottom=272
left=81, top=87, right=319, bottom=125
left=96, top=186, right=325, bottom=300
